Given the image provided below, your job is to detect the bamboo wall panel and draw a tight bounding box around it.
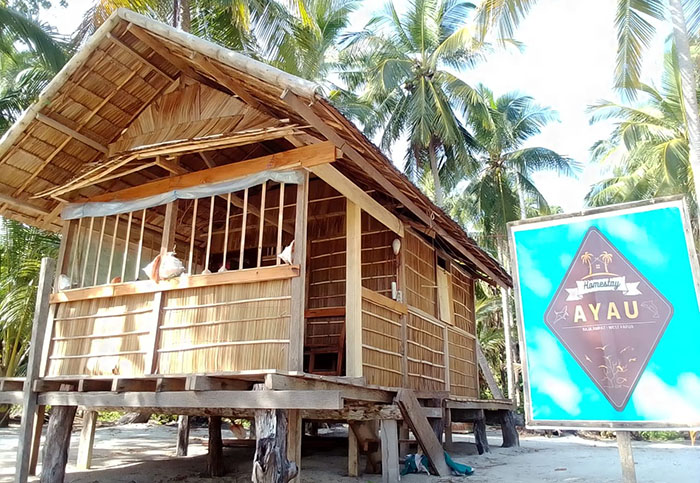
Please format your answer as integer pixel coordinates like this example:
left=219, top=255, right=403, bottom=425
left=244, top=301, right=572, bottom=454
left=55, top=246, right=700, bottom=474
left=157, top=278, right=291, bottom=374
left=46, top=294, right=153, bottom=376
left=406, top=308, right=446, bottom=392
left=405, top=231, right=437, bottom=316
left=361, top=213, right=396, bottom=298
left=361, top=295, right=402, bottom=387
left=451, top=264, right=476, bottom=335
left=448, top=327, right=478, bottom=398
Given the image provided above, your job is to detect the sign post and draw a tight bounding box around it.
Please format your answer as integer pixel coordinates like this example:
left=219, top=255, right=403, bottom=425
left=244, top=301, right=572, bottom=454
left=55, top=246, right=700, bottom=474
left=508, top=197, right=700, bottom=482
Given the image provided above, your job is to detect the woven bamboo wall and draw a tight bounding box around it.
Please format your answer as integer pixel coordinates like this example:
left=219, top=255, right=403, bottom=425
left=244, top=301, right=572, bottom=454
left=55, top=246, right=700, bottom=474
left=405, top=231, right=437, bottom=316
left=46, top=294, right=154, bottom=376
left=157, top=278, right=291, bottom=374
left=448, top=328, right=478, bottom=397
left=406, top=308, right=446, bottom=392
left=361, top=214, right=396, bottom=298
left=361, top=294, right=403, bottom=387
left=451, top=264, right=476, bottom=334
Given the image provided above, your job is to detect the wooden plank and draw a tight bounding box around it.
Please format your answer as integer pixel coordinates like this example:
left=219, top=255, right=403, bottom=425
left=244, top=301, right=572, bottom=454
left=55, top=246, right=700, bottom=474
left=309, top=163, right=403, bottom=237
left=476, top=343, right=504, bottom=400
left=446, top=398, right=514, bottom=411
left=305, top=306, right=345, bottom=318
left=15, top=258, right=55, bottom=483
left=362, top=288, right=407, bottom=315
left=38, top=390, right=344, bottom=410
left=287, top=409, right=302, bottom=483
left=144, top=292, right=164, bottom=375
left=35, top=113, right=108, bottom=154
left=380, top=419, right=399, bottom=483
left=88, top=142, right=338, bottom=203
left=28, top=405, right=44, bottom=476
left=288, top=172, right=309, bottom=371
left=50, top=264, right=300, bottom=303
left=76, top=410, right=97, bottom=470
left=346, top=200, right=362, bottom=377
left=264, top=374, right=392, bottom=403
left=280, top=91, right=509, bottom=289
left=395, top=389, right=450, bottom=476
left=112, top=378, right=158, bottom=392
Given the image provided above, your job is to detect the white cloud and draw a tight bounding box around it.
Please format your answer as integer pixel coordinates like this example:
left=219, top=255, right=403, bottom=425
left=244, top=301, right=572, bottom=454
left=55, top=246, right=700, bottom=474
left=632, top=372, right=700, bottom=422
left=530, top=329, right=582, bottom=416
left=600, top=216, right=666, bottom=266
left=517, top=245, right=552, bottom=297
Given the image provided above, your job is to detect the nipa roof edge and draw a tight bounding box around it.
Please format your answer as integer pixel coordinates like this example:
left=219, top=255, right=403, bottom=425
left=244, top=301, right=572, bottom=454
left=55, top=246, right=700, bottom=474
left=0, top=8, right=511, bottom=287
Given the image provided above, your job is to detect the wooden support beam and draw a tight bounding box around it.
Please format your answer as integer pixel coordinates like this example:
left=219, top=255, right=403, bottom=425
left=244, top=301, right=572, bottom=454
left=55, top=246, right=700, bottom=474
left=287, top=410, right=302, bottom=483
left=476, top=343, right=504, bottom=400
left=28, top=405, right=45, bottom=476
left=16, top=258, right=55, bottom=483
left=348, top=425, right=359, bottom=477
left=253, top=385, right=298, bottom=483
left=309, top=163, right=403, bottom=237
left=176, top=415, right=190, bottom=456
left=395, top=389, right=450, bottom=476
left=280, top=90, right=509, bottom=288
left=474, top=415, right=489, bottom=455
left=76, top=410, right=97, bottom=470
left=288, top=172, right=308, bottom=371
left=346, top=200, right=362, bottom=377
left=36, top=114, right=108, bottom=154
left=207, top=416, right=224, bottom=476
left=38, top=390, right=344, bottom=410
left=264, top=374, right=392, bottom=403
left=40, top=388, right=77, bottom=483
left=106, top=32, right=175, bottom=81
left=88, top=142, right=338, bottom=203
left=380, top=419, right=399, bottom=483
left=186, top=375, right=252, bottom=391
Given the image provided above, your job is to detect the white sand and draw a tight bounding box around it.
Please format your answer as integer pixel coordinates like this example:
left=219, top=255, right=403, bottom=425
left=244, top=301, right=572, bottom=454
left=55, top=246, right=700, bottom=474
left=0, top=422, right=698, bottom=482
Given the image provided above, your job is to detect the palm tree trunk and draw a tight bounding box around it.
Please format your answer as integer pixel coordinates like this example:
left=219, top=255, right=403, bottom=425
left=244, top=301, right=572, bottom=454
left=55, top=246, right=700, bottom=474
left=518, top=179, right=526, bottom=220
left=428, top=139, right=444, bottom=206
left=669, top=0, right=700, bottom=226
left=181, top=0, right=191, bottom=33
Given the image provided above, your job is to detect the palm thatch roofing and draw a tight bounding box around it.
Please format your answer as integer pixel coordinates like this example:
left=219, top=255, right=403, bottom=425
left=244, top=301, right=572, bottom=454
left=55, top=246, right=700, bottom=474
left=0, top=8, right=511, bottom=287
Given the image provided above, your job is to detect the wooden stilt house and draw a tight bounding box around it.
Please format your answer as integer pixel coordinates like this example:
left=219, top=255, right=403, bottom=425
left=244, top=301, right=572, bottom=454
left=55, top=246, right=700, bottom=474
left=0, top=9, right=516, bottom=482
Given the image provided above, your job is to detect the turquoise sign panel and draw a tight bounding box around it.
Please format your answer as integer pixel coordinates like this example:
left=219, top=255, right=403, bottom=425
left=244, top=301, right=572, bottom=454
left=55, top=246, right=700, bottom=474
left=509, top=199, right=700, bottom=429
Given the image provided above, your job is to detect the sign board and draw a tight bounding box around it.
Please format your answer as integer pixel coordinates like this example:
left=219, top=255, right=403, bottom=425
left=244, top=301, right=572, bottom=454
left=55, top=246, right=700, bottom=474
left=508, top=197, right=700, bottom=430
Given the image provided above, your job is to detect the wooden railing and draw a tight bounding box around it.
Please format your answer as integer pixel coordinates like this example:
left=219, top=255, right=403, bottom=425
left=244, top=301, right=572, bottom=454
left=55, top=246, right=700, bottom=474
left=42, top=265, right=299, bottom=378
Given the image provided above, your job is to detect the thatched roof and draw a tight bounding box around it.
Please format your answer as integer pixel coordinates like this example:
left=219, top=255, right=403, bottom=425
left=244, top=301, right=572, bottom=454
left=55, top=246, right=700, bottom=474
left=0, top=8, right=511, bottom=287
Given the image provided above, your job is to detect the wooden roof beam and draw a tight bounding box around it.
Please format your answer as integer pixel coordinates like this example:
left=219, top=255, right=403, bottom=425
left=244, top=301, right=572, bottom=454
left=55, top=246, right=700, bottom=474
left=36, top=114, right=108, bottom=154
left=106, top=32, right=175, bottom=81
left=280, top=90, right=509, bottom=288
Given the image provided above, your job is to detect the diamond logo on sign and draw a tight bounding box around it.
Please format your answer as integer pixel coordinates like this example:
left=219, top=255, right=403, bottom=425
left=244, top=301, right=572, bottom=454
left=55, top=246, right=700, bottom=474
left=544, top=227, right=673, bottom=411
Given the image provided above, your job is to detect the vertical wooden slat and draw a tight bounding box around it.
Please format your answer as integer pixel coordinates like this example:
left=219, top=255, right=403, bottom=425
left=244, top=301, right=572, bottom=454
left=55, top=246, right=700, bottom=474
left=257, top=181, right=267, bottom=267
left=221, top=193, right=231, bottom=271
left=69, top=217, right=83, bottom=288
left=204, top=196, right=215, bottom=273
left=76, top=410, right=97, bottom=470
left=288, top=175, right=308, bottom=371
left=80, top=217, right=95, bottom=287
left=380, top=419, right=399, bottom=483
left=161, top=201, right=178, bottom=255
left=239, top=188, right=249, bottom=270
left=276, top=183, right=285, bottom=264
left=346, top=200, right=362, bottom=377
left=54, top=220, right=75, bottom=292
left=107, top=214, right=120, bottom=283
left=134, top=209, right=147, bottom=280
left=121, top=211, right=133, bottom=281
left=187, top=199, right=198, bottom=274
left=15, top=258, right=55, bottom=483
left=93, top=217, right=107, bottom=286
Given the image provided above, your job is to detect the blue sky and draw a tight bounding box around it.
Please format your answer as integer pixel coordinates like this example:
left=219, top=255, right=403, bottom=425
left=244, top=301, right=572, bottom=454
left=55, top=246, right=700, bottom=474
left=40, top=0, right=670, bottom=212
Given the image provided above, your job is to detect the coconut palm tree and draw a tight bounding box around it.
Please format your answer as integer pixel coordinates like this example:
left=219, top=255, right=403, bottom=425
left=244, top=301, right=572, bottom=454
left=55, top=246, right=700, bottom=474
left=339, top=0, right=489, bottom=206
left=475, top=0, right=700, bottom=221
left=586, top=49, right=693, bottom=214
left=601, top=251, right=613, bottom=272
left=448, top=87, right=576, bottom=255
left=581, top=251, right=593, bottom=276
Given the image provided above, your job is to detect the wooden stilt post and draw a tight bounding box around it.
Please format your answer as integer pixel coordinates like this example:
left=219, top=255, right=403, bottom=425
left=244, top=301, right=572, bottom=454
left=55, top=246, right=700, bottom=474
left=380, top=419, right=399, bottom=483
left=473, top=414, right=489, bottom=455
left=16, top=257, right=55, bottom=483
left=207, top=416, right=224, bottom=477
left=76, top=410, right=97, bottom=470
left=28, top=405, right=45, bottom=476
left=499, top=410, right=519, bottom=448
left=346, top=200, right=363, bottom=378
left=286, top=410, right=301, bottom=483
left=252, top=383, right=297, bottom=483
left=617, top=431, right=637, bottom=483
left=40, top=397, right=77, bottom=483
left=176, top=415, right=190, bottom=456
left=348, top=424, right=359, bottom=477
left=444, top=407, right=453, bottom=450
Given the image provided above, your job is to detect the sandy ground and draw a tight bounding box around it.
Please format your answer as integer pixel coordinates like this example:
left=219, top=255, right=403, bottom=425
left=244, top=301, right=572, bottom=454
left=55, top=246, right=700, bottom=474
left=0, top=421, right=698, bottom=482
